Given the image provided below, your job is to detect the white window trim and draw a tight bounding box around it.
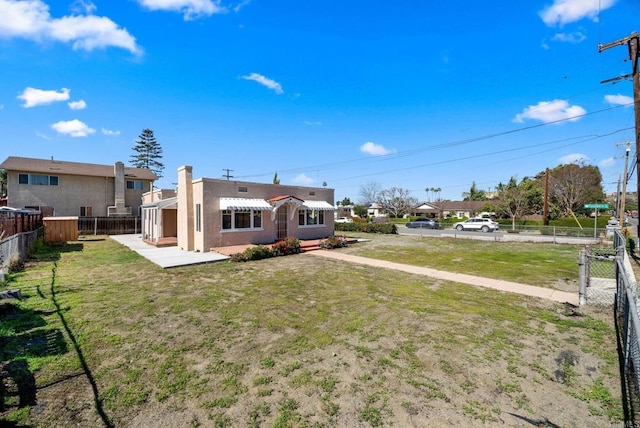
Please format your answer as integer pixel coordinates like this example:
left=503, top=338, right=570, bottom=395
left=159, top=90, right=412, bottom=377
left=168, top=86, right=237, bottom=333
left=298, top=209, right=326, bottom=228
left=221, top=209, right=265, bottom=232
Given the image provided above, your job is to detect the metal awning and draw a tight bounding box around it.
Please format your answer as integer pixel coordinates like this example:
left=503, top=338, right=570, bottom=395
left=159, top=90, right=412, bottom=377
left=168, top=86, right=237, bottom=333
left=303, top=200, right=334, bottom=211
left=220, top=197, right=272, bottom=211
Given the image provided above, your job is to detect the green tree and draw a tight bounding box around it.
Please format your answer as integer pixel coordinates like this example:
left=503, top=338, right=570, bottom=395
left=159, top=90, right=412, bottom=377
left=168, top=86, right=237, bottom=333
left=494, top=177, right=534, bottom=229
left=462, top=181, right=486, bottom=201
left=130, top=128, right=164, bottom=179
left=339, top=197, right=352, bottom=206
left=273, top=172, right=280, bottom=184
left=0, top=168, right=6, bottom=196
left=353, top=205, right=368, bottom=217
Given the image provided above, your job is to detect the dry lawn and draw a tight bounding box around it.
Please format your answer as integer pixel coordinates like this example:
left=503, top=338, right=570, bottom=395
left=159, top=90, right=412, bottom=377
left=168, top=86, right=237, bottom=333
left=0, top=235, right=624, bottom=427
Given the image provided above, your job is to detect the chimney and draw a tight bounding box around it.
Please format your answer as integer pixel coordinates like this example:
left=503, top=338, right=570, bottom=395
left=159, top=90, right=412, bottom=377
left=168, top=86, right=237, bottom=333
left=177, top=165, right=194, bottom=251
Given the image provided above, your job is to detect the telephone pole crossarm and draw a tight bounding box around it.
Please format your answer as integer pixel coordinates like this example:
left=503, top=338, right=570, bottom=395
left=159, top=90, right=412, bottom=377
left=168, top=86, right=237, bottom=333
left=598, top=32, right=637, bottom=53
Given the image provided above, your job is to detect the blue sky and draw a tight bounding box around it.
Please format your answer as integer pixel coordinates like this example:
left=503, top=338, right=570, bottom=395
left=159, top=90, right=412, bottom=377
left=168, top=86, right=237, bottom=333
left=0, top=0, right=638, bottom=203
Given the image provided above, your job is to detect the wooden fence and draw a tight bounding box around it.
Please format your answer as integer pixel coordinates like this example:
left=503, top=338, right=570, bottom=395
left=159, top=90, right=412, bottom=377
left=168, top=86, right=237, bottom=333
left=78, top=216, right=141, bottom=235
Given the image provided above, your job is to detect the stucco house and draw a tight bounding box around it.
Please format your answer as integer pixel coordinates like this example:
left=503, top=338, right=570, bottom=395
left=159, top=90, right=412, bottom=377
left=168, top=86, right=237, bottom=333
left=412, top=200, right=487, bottom=219
left=141, top=166, right=335, bottom=251
left=0, top=156, right=157, bottom=217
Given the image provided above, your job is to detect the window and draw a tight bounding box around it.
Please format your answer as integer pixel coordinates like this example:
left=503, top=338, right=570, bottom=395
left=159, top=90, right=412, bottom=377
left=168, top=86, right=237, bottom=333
left=80, top=206, right=93, bottom=216
left=298, top=209, right=325, bottom=226
left=126, top=180, right=144, bottom=190
left=195, top=203, right=201, bottom=232
left=222, top=209, right=263, bottom=230
left=238, top=186, right=248, bottom=193
left=18, top=173, right=58, bottom=186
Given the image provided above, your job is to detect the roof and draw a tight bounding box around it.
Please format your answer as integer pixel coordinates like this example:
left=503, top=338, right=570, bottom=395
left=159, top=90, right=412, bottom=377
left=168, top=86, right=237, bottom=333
left=0, top=156, right=157, bottom=181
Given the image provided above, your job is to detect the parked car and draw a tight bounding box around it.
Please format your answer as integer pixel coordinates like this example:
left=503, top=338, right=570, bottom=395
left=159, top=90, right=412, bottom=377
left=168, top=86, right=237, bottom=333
left=453, top=218, right=499, bottom=232
left=335, top=217, right=354, bottom=223
left=406, top=218, right=440, bottom=229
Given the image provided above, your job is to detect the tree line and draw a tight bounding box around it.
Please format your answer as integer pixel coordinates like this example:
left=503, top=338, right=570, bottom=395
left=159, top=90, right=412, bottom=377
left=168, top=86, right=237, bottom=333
left=342, top=162, right=613, bottom=225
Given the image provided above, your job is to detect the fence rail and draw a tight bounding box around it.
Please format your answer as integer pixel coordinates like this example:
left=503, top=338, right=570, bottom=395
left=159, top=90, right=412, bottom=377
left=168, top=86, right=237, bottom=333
left=0, top=227, right=43, bottom=271
left=78, top=216, right=140, bottom=235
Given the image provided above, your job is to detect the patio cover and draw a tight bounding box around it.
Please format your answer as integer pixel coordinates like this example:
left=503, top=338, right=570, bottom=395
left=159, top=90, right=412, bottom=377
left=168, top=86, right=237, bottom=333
left=303, top=200, right=334, bottom=210
left=220, top=197, right=272, bottom=211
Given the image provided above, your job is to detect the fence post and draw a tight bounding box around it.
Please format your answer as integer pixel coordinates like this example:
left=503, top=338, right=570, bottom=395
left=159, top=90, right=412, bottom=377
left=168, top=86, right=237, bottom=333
left=578, top=249, right=587, bottom=305
left=94, top=217, right=98, bottom=235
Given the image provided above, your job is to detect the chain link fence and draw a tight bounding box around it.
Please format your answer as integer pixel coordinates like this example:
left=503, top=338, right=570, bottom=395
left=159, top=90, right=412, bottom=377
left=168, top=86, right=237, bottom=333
left=0, top=227, right=43, bottom=272
left=611, top=230, right=640, bottom=421
left=579, top=246, right=618, bottom=307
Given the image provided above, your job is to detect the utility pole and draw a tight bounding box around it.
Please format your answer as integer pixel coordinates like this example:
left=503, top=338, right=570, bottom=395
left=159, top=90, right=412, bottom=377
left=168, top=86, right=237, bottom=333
left=543, top=168, right=549, bottom=226
left=599, top=31, right=639, bottom=235
left=620, top=142, right=631, bottom=226
left=222, top=169, right=234, bottom=180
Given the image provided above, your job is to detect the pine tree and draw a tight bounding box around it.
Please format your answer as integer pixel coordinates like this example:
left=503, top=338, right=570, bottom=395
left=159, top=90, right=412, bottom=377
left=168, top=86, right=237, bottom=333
left=130, top=129, right=164, bottom=178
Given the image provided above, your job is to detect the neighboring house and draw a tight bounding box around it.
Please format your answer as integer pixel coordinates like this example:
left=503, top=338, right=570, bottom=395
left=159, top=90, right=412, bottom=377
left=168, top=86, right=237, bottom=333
left=141, top=166, right=335, bottom=251
left=367, top=203, right=385, bottom=218
left=412, top=200, right=487, bottom=219
left=411, top=202, right=440, bottom=218
left=335, top=204, right=355, bottom=218
left=0, top=156, right=157, bottom=217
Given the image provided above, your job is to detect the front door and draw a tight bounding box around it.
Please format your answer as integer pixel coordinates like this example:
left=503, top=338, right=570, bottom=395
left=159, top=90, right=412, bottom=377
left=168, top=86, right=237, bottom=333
left=277, top=206, right=288, bottom=240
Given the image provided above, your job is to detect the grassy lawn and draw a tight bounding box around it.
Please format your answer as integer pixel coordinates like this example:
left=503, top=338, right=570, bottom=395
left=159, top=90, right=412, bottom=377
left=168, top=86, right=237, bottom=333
left=339, top=233, right=587, bottom=289
left=0, top=235, right=623, bottom=427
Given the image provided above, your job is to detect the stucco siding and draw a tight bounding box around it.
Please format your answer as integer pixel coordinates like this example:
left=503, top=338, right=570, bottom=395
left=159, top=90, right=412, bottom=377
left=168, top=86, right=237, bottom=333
left=194, top=178, right=334, bottom=251
left=7, top=171, right=114, bottom=216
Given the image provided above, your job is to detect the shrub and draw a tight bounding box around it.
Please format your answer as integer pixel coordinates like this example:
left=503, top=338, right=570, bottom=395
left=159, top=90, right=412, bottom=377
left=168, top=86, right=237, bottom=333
left=271, top=237, right=301, bottom=256
left=334, top=222, right=396, bottom=234
left=319, top=236, right=348, bottom=249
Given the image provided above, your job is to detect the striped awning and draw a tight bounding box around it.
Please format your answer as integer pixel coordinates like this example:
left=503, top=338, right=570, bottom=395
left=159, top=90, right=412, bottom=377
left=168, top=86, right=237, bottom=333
left=303, top=200, right=335, bottom=211
left=220, top=197, right=272, bottom=211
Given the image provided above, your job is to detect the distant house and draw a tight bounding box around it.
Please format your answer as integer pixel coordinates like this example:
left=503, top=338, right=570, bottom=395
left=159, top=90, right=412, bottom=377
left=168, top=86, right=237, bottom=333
left=367, top=203, right=385, bottom=218
left=412, top=200, right=487, bottom=219
left=0, top=156, right=157, bottom=217
left=141, top=166, right=335, bottom=251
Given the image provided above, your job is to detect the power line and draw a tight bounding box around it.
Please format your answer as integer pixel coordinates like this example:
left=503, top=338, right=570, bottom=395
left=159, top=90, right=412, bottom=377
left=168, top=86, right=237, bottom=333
left=234, top=102, right=633, bottom=181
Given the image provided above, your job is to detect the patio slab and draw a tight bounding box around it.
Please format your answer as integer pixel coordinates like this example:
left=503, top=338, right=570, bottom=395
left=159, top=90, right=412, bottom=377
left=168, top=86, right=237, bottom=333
left=110, top=235, right=229, bottom=268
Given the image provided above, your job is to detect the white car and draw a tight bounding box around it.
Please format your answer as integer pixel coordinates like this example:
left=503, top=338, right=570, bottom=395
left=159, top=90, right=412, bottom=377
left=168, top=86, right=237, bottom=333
left=453, top=218, right=499, bottom=232
left=335, top=217, right=354, bottom=223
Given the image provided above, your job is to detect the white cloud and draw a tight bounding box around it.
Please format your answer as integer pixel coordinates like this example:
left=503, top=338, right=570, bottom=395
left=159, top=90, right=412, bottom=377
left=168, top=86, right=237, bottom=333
left=551, top=31, right=586, bottom=43
left=18, top=87, right=70, bottom=108
left=101, top=128, right=120, bottom=136
left=599, top=157, right=616, bottom=168
left=68, top=99, right=86, bottom=110
left=71, top=0, right=97, bottom=15
left=360, top=141, right=393, bottom=156
left=559, top=153, right=589, bottom=165
left=540, top=0, right=616, bottom=26
left=241, top=73, right=283, bottom=94
left=304, top=120, right=322, bottom=126
left=293, top=173, right=314, bottom=185
left=604, top=94, right=633, bottom=106
left=137, top=0, right=225, bottom=20
left=51, top=119, right=95, bottom=137
left=513, top=99, right=586, bottom=124
left=0, top=0, right=141, bottom=54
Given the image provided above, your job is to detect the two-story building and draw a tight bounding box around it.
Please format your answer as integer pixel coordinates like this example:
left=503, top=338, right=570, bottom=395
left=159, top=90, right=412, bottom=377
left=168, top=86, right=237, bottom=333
left=0, top=156, right=157, bottom=217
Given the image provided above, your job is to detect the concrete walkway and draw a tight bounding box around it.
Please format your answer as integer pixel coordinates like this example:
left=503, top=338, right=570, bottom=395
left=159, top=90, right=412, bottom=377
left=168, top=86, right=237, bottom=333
left=110, top=235, right=229, bottom=268
left=307, top=250, right=579, bottom=305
